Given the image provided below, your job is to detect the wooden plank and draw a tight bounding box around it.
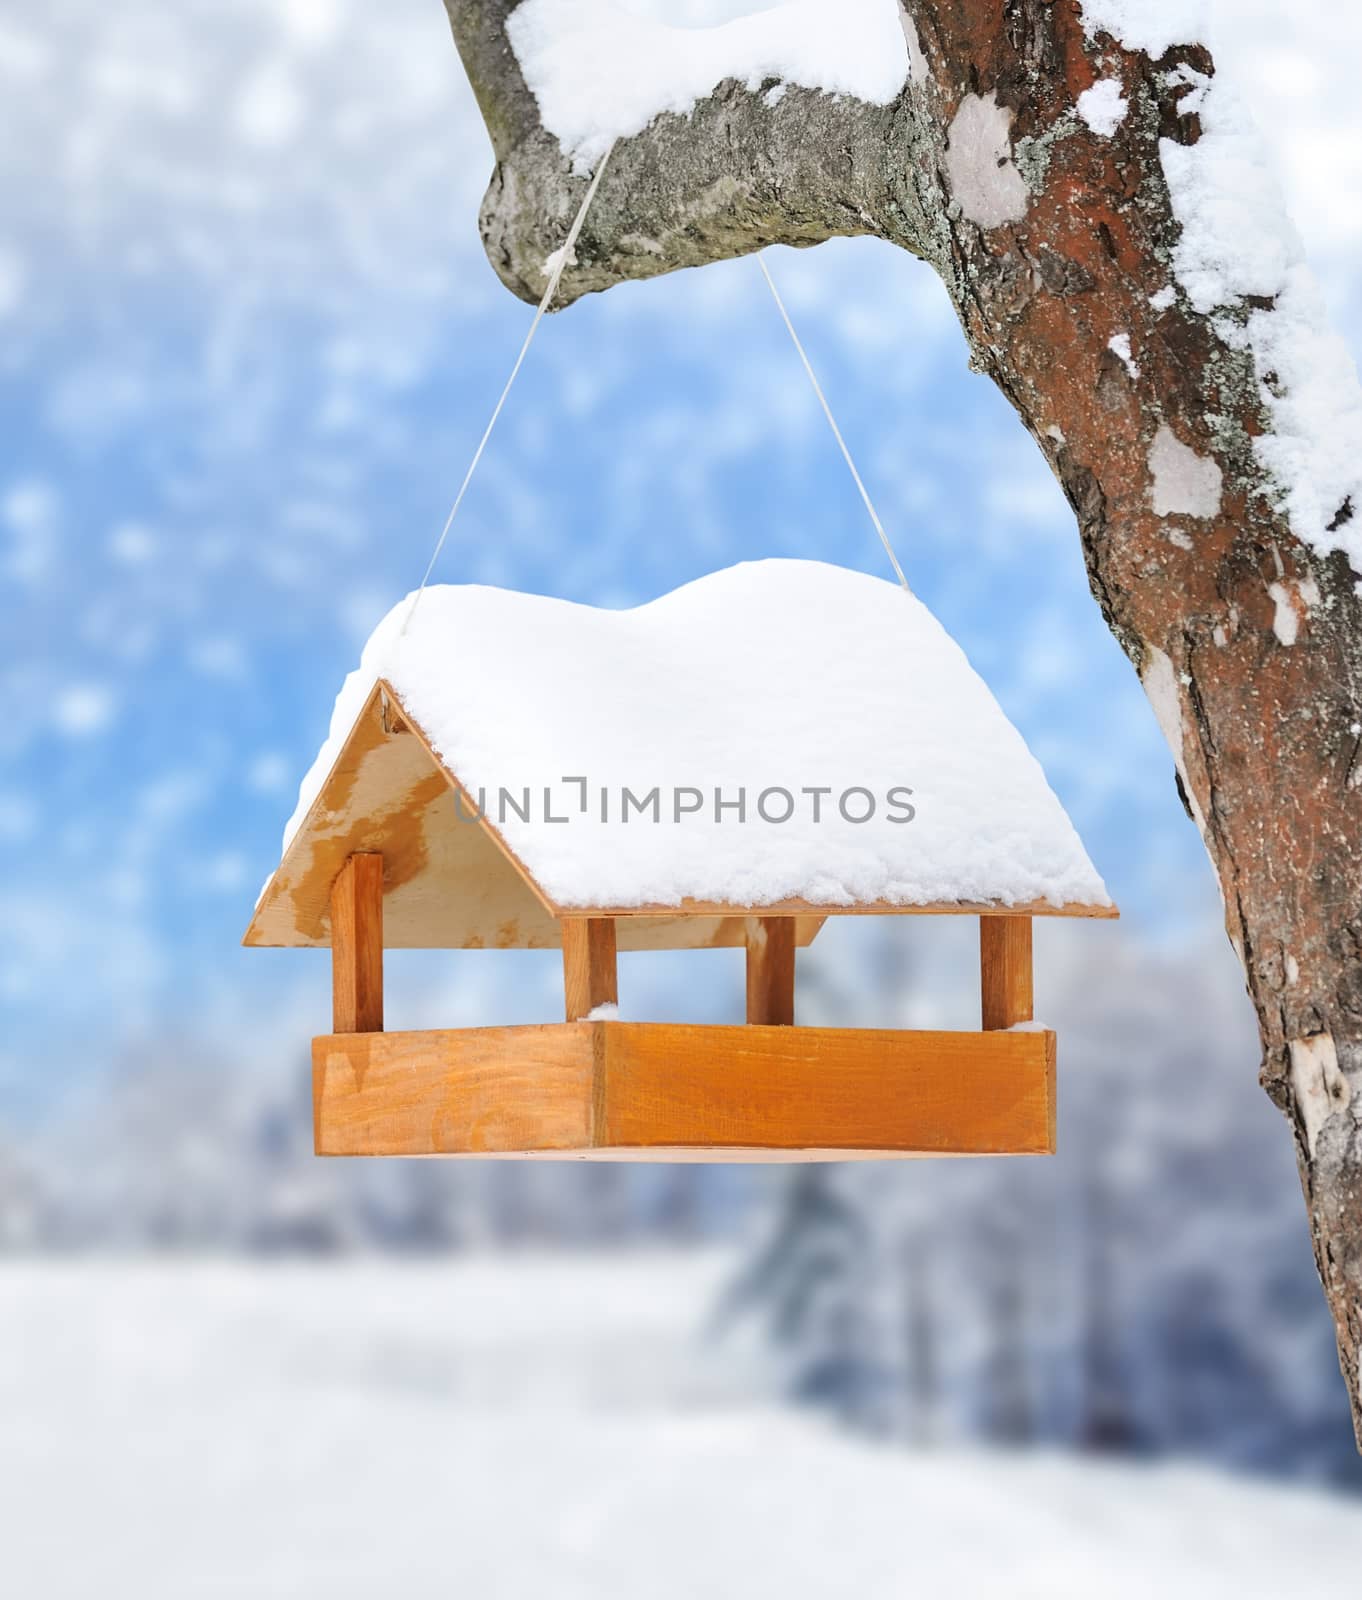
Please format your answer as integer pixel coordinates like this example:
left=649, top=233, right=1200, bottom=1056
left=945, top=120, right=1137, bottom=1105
left=746, top=917, right=795, bottom=1025
left=244, top=683, right=564, bottom=952
left=622, top=913, right=825, bottom=953
left=312, top=1022, right=1057, bottom=1159
left=330, top=853, right=384, bottom=1034
left=598, top=1023, right=1053, bottom=1155
left=561, top=917, right=618, bottom=1021
left=384, top=678, right=558, bottom=920
left=313, top=1025, right=595, bottom=1156
left=980, top=915, right=1033, bottom=1031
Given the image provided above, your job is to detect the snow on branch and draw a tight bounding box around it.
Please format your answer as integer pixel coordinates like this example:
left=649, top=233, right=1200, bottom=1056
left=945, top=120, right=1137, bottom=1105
left=507, top=0, right=910, bottom=170
left=1080, top=1, right=1362, bottom=564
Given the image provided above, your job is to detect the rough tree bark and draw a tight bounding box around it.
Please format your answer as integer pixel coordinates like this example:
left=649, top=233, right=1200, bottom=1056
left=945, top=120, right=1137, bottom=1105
left=443, top=0, right=1362, bottom=1441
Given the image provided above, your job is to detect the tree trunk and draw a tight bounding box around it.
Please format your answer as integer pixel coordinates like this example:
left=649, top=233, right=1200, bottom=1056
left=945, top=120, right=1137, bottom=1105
left=442, top=0, right=1362, bottom=1442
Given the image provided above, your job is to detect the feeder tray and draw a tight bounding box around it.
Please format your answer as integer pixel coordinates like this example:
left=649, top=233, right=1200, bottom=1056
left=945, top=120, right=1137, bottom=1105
left=310, top=899, right=1062, bottom=1162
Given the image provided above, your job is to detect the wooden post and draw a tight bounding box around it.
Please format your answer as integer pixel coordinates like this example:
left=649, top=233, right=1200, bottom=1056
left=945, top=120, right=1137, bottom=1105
left=562, top=917, right=618, bottom=1021
left=330, top=853, right=384, bottom=1034
left=746, top=916, right=795, bottom=1026
left=980, top=915, right=1033, bottom=1031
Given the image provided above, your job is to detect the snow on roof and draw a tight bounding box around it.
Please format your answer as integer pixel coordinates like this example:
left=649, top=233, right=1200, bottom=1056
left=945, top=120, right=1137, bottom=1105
left=508, top=0, right=909, bottom=171
left=279, top=560, right=1110, bottom=914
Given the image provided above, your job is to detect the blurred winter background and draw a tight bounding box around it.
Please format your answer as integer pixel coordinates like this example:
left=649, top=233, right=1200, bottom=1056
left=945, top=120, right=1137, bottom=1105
left=4, top=0, right=1362, bottom=1592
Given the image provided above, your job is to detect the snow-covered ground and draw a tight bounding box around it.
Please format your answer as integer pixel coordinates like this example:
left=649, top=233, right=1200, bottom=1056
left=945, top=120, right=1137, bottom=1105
left=2, top=1251, right=1360, bottom=1598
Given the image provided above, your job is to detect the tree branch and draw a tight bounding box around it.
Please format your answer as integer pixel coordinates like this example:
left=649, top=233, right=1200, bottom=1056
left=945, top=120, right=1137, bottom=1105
left=444, top=0, right=921, bottom=304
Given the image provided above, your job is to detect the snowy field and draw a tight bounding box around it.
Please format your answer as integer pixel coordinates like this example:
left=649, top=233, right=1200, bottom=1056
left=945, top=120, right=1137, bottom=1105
left=2, top=1252, right=1361, bottom=1598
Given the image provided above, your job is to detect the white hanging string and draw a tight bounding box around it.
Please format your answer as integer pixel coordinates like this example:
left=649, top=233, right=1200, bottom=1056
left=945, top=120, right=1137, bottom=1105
left=400, top=138, right=911, bottom=631
left=755, top=252, right=910, bottom=593
left=399, top=138, right=619, bottom=636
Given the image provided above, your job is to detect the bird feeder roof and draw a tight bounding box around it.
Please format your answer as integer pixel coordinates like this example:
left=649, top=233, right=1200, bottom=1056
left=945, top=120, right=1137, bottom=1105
left=245, top=560, right=1113, bottom=951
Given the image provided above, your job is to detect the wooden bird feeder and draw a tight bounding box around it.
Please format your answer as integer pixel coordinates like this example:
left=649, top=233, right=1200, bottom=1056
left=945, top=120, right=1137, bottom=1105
left=245, top=562, right=1116, bottom=1161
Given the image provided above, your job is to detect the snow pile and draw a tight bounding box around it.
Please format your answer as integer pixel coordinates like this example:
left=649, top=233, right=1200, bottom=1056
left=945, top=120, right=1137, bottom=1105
left=1108, top=332, right=1140, bottom=378
left=1157, top=76, right=1300, bottom=313
left=1076, top=78, right=1129, bottom=137
left=507, top=0, right=909, bottom=169
left=1161, top=82, right=1362, bottom=555
left=1080, top=0, right=1213, bottom=58
left=283, top=560, right=1110, bottom=912
left=1246, top=272, right=1362, bottom=551
left=1081, top=2, right=1362, bottom=566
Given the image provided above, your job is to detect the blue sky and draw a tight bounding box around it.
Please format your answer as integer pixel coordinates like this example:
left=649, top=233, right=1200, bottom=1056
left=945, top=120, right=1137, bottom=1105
left=2, top=0, right=1360, bottom=1115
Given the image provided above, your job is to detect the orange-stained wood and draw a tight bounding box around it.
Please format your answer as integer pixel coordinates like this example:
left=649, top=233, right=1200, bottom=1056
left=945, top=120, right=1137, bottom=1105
left=331, top=853, right=384, bottom=1034
left=562, top=917, right=618, bottom=1021
left=746, top=917, right=795, bottom=1025
left=314, top=1025, right=595, bottom=1156
left=980, top=915, right=1033, bottom=1032
left=312, top=1021, right=1057, bottom=1160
